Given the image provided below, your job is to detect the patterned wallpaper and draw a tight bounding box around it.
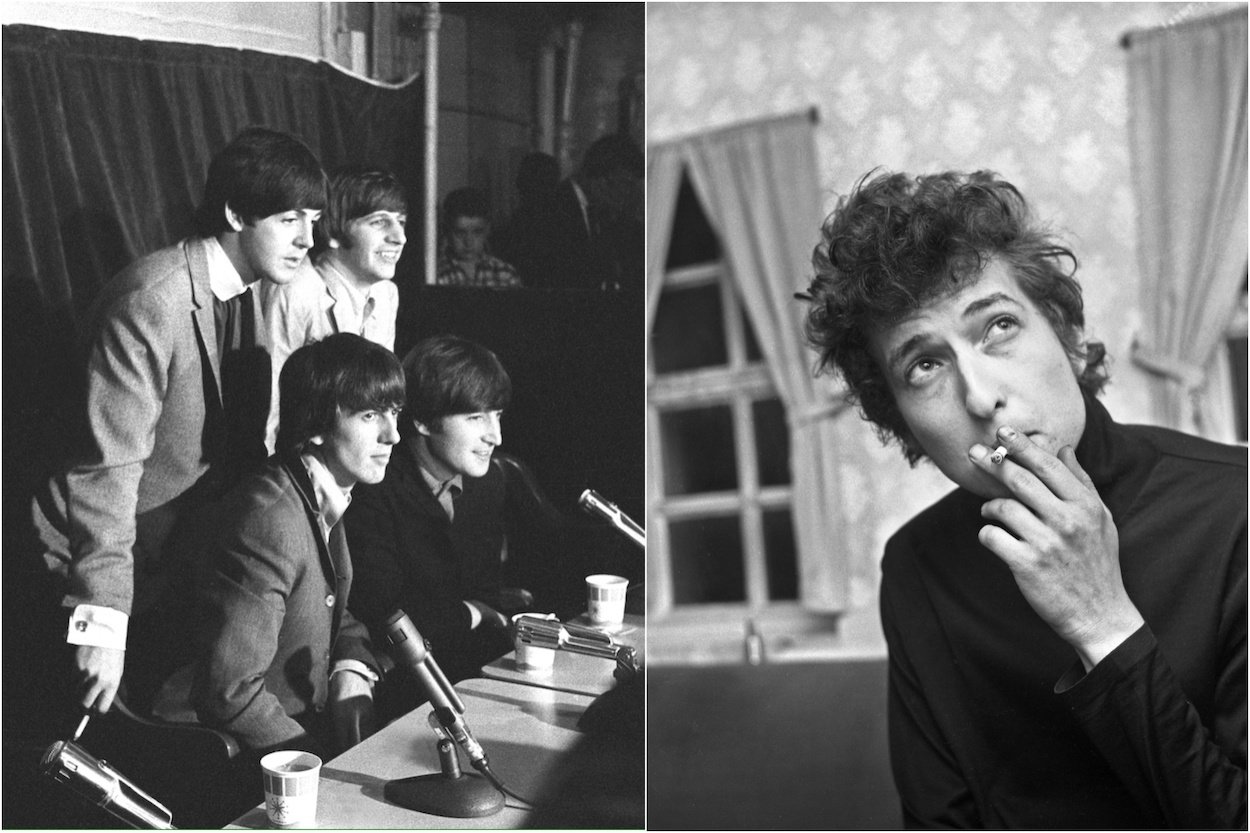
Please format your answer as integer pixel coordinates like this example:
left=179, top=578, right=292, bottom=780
left=645, top=2, right=1239, bottom=632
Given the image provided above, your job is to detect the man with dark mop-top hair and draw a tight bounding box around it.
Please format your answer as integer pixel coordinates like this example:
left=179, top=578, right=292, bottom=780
left=800, top=169, right=1245, bottom=828
left=262, top=166, right=408, bottom=453
left=178, top=333, right=402, bottom=756
left=31, top=126, right=327, bottom=718
left=345, top=334, right=532, bottom=694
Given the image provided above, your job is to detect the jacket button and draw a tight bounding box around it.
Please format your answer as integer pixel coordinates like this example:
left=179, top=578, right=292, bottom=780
left=325, top=594, right=335, bottom=607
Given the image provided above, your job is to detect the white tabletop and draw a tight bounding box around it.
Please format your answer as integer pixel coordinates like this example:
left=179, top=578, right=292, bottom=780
left=228, top=677, right=595, bottom=829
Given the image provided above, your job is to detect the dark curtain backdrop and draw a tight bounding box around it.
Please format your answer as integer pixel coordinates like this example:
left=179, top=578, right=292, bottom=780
left=2, top=23, right=424, bottom=494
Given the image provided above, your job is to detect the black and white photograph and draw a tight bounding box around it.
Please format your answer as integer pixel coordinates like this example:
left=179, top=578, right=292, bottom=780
left=2, top=1, right=1246, bottom=830
left=2, top=2, right=643, bottom=828
left=643, top=1, right=1245, bottom=829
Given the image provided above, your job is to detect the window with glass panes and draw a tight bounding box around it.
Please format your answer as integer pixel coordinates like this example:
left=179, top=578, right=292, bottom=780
left=648, top=173, right=798, bottom=613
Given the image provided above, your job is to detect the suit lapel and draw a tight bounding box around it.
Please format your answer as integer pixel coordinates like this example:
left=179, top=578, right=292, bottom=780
left=283, top=457, right=346, bottom=586
left=185, top=237, right=223, bottom=405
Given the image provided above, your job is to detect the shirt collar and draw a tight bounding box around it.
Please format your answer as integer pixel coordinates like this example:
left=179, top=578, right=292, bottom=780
left=1072, top=392, right=1158, bottom=524
left=317, top=259, right=373, bottom=319
left=204, top=236, right=250, bottom=302
left=410, top=440, right=463, bottom=500
left=300, top=451, right=353, bottom=534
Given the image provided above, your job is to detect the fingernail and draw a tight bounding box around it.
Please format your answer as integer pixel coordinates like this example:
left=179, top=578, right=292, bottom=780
left=998, top=425, right=1017, bottom=441
left=968, top=444, right=989, bottom=462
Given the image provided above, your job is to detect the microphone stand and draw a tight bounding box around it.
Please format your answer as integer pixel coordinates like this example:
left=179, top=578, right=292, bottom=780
left=381, top=612, right=504, bottom=818
left=578, top=489, right=645, bottom=549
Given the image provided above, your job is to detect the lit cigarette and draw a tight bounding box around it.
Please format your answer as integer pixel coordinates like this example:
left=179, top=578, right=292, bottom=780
left=71, top=713, right=90, bottom=742
left=989, top=445, right=1008, bottom=464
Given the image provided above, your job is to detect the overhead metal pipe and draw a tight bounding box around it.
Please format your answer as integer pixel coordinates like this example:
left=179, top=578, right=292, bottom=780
left=422, top=3, right=441, bottom=284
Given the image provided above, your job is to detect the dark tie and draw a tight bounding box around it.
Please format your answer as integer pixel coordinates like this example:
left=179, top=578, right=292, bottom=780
left=435, top=480, right=461, bottom=522
left=213, top=287, right=268, bottom=474
left=360, top=295, right=375, bottom=335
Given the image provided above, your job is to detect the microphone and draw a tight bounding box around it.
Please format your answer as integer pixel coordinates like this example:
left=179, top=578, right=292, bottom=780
left=41, top=739, right=175, bottom=829
left=513, top=614, right=640, bottom=680
left=380, top=610, right=504, bottom=817
left=578, top=489, right=645, bottom=549
left=382, top=611, right=487, bottom=769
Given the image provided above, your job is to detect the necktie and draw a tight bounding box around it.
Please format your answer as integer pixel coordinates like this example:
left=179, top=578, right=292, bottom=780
left=360, top=295, right=375, bottom=336
left=213, top=287, right=267, bottom=472
left=435, top=480, right=461, bottom=522
left=214, top=286, right=254, bottom=360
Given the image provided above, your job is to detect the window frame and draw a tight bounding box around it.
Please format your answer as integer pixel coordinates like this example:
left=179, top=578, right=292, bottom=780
left=647, top=260, right=799, bottom=621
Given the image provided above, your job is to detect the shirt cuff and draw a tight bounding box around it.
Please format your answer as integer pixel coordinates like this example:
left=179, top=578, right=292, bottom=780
left=330, top=659, right=379, bottom=686
left=66, top=604, right=128, bottom=650
left=1054, top=623, right=1156, bottom=696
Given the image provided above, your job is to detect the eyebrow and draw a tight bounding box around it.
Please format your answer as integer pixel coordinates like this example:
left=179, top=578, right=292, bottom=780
left=884, top=291, right=1023, bottom=375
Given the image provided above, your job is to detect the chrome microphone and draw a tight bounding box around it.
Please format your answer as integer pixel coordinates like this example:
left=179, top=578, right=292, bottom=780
left=382, top=610, right=488, bottom=769
left=41, top=739, right=175, bottom=829
left=578, top=489, right=645, bottom=548
left=514, top=614, right=640, bottom=679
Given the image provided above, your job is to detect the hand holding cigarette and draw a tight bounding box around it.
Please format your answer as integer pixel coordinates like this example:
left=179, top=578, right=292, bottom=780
left=968, top=425, right=1144, bottom=670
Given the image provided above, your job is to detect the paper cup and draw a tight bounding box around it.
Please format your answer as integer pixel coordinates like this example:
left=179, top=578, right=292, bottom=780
left=261, top=750, right=321, bottom=828
left=585, top=574, right=628, bottom=625
left=512, top=613, right=557, bottom=674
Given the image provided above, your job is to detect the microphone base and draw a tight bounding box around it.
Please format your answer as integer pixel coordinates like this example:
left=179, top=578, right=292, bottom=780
left=384, top=772, right=505, bottom=818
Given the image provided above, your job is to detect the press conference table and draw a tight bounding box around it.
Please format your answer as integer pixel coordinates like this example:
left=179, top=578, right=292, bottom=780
left=228, top=676, right=595, bottom=829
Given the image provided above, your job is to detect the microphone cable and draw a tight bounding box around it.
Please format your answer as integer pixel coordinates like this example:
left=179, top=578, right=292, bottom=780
left=471, top=759, right=535, bottom=808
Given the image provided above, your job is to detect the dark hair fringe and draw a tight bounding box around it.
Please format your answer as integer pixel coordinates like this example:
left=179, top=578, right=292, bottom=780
left=276, top=333, right=405, bottom=457
left=195, top=127, right=327, bottom=237
left=400, top=334, right=511, bottom=430
left=314, top=166, right=408, bottom=254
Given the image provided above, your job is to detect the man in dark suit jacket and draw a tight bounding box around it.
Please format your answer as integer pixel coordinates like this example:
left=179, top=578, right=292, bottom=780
left=175, top=334, right=402, bottom=756
left=31, top=127, right=328, bottom=717
left=520, top=134, right=643, bottom=290
left=346, top=335, right=524, bottom=689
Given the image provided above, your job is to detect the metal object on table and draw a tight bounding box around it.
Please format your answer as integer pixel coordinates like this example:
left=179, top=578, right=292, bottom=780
left=513, top=614, right=641, bottom=680
left=40, top=737, right=175, bottom=829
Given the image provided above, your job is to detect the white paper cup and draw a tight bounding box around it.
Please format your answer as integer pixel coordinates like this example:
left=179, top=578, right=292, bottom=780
left=512, top=613, right=557, bottom=674
left=261, top=750, right=321, bottom=828
left=585, top=574, right=628, bottom=625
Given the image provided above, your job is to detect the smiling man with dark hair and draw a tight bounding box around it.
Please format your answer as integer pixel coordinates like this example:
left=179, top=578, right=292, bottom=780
left=262, top=166, right=408, bottom=452
left=801, top=169, right=1246, bottom=828
left=344, top=334, right=526, bottom=692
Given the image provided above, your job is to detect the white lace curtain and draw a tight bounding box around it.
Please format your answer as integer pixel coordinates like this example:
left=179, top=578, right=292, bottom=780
left=1126, top=8, right=1248, bottom=440
left=646, top=111, right=848, bottom=612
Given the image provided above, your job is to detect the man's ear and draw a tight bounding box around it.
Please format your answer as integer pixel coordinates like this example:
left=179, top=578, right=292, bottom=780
left=413, top=417, right=432, bottom=438
left=223, top=203, right=246, bottom=233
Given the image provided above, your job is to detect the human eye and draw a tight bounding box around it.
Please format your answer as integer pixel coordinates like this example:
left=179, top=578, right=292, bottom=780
left=985, top=314, right=1019, bottom=344
left=904, top=357, right=941, bottom=386
left=359, top=410, right=378, bottom=422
